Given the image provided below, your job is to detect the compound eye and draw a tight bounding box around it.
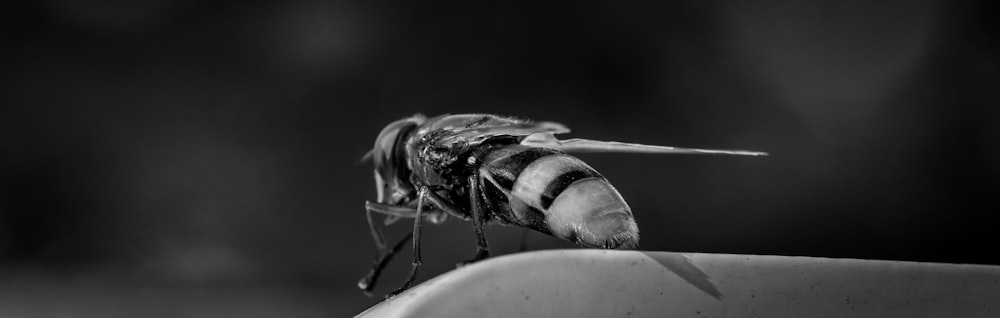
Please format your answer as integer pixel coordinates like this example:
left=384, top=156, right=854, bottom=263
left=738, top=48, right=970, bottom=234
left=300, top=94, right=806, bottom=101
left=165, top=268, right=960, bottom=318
left=372, top=116, right=423, bottom=165
left=370, top=115, right=425, bottom=204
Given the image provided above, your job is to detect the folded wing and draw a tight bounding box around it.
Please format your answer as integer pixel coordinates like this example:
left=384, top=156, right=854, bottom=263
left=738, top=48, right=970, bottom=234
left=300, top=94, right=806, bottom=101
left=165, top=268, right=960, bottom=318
left=520, top=132, right=768, bottom=156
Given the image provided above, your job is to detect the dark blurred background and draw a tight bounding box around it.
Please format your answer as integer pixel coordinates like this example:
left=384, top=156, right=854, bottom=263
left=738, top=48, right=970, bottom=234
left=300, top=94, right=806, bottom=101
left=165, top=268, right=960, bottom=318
left=2, top=0, right=998, bottom=316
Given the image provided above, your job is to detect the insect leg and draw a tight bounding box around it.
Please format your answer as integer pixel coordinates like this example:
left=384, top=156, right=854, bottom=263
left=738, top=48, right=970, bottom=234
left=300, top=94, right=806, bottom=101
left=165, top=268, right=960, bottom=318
left=365, top=201, right=418, bottom=219
left=357, top=231, right=412, bottom=295
left=413, top=187, right=472, bottom=221
left=458, top=174, right=490, bottom=266
left=383, top=187, right=472, bottom=296
left=357, top=206, right=387, bottom=293
left=364, top=201, right=449, bottom=224
left=358, top=201, right=420, bottom=294
left=389, top=187, right=429, bottom=297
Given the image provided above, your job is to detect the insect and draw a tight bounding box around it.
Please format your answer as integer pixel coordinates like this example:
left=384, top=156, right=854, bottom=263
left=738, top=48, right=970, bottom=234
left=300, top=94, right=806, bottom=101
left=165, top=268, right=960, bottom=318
left=357, top=113, right=766, bottom=296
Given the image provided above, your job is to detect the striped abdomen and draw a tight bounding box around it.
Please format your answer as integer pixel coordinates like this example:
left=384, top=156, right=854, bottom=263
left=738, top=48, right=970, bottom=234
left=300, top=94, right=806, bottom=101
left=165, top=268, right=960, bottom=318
left=479, top=145, right=639, bottom=249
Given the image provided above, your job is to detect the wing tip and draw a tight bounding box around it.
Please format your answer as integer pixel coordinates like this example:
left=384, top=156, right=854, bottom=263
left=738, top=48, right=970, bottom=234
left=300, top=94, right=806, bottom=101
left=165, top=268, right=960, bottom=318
left=675, top=148, right=769, bottom=156
left=717, top=150, right=768, bottom=157
left=740, top=151, right=769, bottom=157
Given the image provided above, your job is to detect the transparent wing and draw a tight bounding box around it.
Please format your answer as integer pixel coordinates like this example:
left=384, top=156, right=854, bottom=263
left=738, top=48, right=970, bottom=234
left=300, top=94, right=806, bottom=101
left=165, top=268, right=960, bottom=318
left=450, top=121, right=570, bottom=139
left=432, top=121, right=571, bottom=150
left=520, top=133, right=768, bottom=156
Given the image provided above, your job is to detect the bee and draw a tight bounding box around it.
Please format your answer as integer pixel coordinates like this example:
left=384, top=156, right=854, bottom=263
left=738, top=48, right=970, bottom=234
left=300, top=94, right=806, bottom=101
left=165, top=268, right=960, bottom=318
left=357, top=113, right=766, bottom=296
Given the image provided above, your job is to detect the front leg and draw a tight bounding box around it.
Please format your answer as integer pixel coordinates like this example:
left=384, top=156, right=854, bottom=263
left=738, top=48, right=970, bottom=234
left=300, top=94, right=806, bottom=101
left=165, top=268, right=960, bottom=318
left=357, top=231, right=412, bottom=295
left=358, top=202, right=420, bottom=295
left=389, top=188, right=428, bottom=297
left=358, top=200, right=446, bottom=295
left=387, top=187, right=469, bottom=297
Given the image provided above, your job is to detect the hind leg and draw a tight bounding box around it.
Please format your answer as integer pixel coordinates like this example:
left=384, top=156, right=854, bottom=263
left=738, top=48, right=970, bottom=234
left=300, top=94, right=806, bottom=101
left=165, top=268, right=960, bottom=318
left=459, top=175, right=490, bottom=266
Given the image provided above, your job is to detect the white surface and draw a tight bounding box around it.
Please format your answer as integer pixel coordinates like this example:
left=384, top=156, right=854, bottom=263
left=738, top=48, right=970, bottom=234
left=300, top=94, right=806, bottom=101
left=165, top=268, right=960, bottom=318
left=357, top=249, right=1000, bottom=317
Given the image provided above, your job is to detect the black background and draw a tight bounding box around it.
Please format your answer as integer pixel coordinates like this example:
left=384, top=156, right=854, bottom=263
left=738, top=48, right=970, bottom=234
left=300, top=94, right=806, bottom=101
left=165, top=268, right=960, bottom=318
left=2, top=0, right=998, bottom=316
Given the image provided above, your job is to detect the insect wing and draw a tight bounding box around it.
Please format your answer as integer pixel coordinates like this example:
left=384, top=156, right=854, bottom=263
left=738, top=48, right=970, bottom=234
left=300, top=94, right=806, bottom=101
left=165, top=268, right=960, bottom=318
left=451, top=121, right=570, bottom=139
left=432, top=120, right=571, bottom=149
left=521, top=133, right=768, bottom=156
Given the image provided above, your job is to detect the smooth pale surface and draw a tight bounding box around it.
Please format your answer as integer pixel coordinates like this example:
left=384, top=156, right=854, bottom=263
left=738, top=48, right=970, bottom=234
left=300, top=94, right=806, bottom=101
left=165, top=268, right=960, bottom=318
left=360, top=249, right=1000, bottom=318
left=356, top=250, right=1000, bottom=317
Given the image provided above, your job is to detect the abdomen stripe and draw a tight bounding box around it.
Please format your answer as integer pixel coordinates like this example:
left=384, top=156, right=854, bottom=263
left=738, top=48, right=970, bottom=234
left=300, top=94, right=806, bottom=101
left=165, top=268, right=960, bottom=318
left=509, top=153, right=603, bottom=210
left=488, top=147, right=560, bottom=190
left=540, top=169, right=603, bottom=209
